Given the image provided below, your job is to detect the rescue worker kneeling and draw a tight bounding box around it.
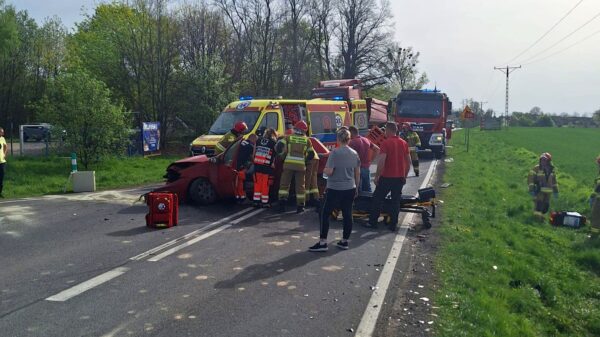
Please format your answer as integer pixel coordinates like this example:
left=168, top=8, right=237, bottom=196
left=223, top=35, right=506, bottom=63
left=277, top=121, right=314, bottom=213
left=527, top=152, right=559, bottom=218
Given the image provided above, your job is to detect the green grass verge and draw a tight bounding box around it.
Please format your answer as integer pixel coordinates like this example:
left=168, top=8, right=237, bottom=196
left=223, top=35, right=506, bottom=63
left=437, top=127, right=600, bottom=337
left=1, top=155, right=179, bottom=199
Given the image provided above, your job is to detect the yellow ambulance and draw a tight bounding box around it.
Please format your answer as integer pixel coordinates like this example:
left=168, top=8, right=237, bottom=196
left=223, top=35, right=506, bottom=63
left=189, top=97, right=353, bottom=156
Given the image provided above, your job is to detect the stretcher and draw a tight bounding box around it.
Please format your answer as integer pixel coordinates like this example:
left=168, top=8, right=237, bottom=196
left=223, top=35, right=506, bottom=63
left=331, top=187, right=436, bottom=228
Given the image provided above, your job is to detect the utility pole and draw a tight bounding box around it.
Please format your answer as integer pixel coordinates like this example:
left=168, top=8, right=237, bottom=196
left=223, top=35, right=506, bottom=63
left=479, top=101, right=488, bottom=115
left=494, top=65, right=521, bottom=128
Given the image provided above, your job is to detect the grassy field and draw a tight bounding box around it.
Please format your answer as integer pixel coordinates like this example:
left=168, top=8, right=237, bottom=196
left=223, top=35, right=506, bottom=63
left=436, top=127, right=600, bottom=337
left=1, top=155, right=180, bottom=199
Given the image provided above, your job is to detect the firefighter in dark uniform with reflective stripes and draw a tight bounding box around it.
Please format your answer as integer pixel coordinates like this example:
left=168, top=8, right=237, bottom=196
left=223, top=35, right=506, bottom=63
left=304, top=137, right=320, bottom=209
left=400, top=122, right=421, bottom=176
left=276, top=121, right=314, bottom=213
left=215, top=121, right=247, bottom=156
left=590, top=155, right=600, bottom=229
left=527, top=152, right=559, bottom=218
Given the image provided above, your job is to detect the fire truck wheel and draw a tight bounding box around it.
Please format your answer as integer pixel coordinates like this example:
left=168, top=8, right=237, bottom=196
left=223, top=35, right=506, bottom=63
left=189, top=178, right=217, bottom=205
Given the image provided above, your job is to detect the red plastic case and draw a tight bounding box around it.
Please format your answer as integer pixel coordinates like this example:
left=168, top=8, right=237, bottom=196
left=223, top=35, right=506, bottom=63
left=145, top=192, right=179, bottom=228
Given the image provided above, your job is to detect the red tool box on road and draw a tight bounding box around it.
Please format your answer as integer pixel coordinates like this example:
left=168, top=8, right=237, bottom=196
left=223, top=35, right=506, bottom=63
left=145, top=192, right=178, bottom=228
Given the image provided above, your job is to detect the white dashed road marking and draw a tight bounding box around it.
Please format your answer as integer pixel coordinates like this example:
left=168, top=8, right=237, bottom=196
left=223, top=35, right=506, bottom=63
left=46, top=267, right=130, bottom=302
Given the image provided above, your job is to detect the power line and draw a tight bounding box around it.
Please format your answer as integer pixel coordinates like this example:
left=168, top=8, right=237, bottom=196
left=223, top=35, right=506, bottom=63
left=520, top=9, right=600, bottom=64
left=506, top=0, right=585, bottom=64
left=523, top=27, right=600, bottom=65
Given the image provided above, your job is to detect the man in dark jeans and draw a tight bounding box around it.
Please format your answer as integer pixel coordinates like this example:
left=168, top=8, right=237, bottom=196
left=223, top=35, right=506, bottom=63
left=367, top=122, right=411, bottom=231
left=0, top=127, right=7, bottom=198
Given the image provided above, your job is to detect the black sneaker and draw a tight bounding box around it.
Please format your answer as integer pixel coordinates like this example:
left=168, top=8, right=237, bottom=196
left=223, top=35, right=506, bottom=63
left=252, top=201, right=261, bottom=208
left=362, top=222, right=378, bottom=229
left=308, top=242, right=328, bottom=252
left=296, top=206, right=305, bottom=213
left=278, top=203, right=286, bottom=213
left=262, top=203, right=271, bottom=208
left=336, top=240, right=349, bottom=250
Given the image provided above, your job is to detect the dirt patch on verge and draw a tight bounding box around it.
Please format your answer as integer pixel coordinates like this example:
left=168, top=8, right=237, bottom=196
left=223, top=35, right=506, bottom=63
left=374, top=161, right=446, bottom=337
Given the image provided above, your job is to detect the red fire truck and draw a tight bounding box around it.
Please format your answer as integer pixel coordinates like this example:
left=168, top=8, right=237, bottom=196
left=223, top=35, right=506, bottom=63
left=390, top=89, right=452, bottom=159
left=311, top=79, right=388, bottom=136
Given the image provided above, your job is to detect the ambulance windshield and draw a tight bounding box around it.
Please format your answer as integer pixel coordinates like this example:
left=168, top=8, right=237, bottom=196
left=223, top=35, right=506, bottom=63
left=208, top=111, right=260, bottom=135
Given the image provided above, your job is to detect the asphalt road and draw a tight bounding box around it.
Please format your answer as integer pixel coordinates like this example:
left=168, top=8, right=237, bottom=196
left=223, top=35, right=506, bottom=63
left=0, top=158, right=437, bottom=337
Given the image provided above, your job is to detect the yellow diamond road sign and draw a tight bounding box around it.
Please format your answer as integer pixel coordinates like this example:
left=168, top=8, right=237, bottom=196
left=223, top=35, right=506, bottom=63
left=461, top=106, right=475, bottom=120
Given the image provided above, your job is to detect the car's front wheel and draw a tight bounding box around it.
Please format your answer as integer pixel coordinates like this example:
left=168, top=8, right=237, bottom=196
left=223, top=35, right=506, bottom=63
left=189, top=178, right=217, bottom=205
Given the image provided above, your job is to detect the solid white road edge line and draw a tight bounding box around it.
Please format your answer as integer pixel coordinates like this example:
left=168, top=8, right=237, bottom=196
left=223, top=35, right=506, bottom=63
left=147, top=208, right=266, bottom=262
left=355, top=159, right=438, bottom=337
left=147, top=225, right=232, bottom=262
left=45, top=267, right=130, bottom=302
left=130, top=207, right=254, bottom=261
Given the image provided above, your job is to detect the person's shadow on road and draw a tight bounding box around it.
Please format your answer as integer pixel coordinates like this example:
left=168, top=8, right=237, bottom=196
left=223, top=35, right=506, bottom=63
left=214, top=218, right=390, bottom=289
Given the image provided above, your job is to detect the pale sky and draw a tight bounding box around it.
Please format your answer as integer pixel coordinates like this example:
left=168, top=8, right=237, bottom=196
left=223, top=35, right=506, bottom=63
left=10, top=0, right=600, bottom=115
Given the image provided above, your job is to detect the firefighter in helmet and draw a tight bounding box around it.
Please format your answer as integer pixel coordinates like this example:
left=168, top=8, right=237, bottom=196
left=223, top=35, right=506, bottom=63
left=400, top=122, right=421, bottom=176
left=276, top=120, right=314, bottom=213
left=527, top=152, right=559, bottom=218
left=590, top=155, right=600, bottom=229
left=215, top=121, right=247, bottom=155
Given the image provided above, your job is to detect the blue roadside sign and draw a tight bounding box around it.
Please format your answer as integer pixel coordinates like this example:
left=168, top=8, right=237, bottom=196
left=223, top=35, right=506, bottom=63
left=142, top=122, right=161, bottom=155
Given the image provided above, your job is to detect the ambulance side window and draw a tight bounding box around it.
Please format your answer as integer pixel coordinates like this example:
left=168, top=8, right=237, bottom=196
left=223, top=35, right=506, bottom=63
left=310, top=111, right=337, bottom=134
left=258, top=112, right=279, bottom=131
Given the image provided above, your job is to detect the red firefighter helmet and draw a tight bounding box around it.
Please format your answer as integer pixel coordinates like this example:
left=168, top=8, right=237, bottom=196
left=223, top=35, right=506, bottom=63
left=540, top=152, right=552, bottom=161
left=233, top=121, right=248, bottom=133
left=295, top=120, right=309, bottom=132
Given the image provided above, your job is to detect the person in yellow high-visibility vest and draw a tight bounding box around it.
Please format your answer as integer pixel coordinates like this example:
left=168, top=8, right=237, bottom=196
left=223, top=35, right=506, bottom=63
left=215, top=121, right=247, bottom=155
left=527, top=152, right=559, bottom=219
left=400, top=122, right=421, bottom=176
left=276, top=121, right=314, bottom=213
left=590, top=155, right=600, bottom=229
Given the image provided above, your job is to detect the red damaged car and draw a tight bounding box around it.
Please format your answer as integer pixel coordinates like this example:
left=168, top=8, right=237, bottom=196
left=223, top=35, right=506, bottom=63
left=155, top=138, right=330, bottom=205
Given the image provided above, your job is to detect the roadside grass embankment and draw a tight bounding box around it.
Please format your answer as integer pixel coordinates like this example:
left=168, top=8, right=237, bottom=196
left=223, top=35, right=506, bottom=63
left=436, top=127, right=600, bottom=337
left=2, top=155, right=179, bottom=199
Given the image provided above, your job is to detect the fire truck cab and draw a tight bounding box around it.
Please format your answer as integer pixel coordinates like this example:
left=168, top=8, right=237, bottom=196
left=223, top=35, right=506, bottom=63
left=391, top=89, right=452, bottom=159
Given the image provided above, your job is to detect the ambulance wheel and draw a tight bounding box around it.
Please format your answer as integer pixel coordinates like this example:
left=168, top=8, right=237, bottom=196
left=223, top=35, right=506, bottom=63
left=189, top=178, right=217, bottom=205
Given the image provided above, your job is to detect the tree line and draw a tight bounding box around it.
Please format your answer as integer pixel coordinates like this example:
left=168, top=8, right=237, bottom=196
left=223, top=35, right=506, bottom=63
left=0, top=0, right=428, bottom=152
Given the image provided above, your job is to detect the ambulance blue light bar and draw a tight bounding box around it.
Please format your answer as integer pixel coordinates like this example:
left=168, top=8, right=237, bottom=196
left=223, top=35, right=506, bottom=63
left=239, top=96, right=254, bottom=101
left=332, top=96, right=345, bottom=101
